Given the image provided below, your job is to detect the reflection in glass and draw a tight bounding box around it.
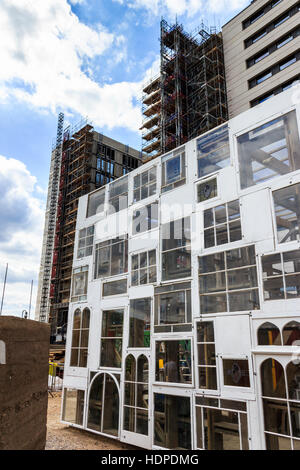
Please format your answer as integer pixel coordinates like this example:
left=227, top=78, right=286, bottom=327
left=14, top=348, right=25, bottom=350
left=154, top=394, right=191, bottom=449
left=156, top=340, right=192, bottom=384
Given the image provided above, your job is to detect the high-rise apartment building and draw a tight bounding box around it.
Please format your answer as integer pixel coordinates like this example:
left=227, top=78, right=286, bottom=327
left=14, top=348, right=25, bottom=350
left=222, top=0, right=300, bottom=117
left=35, top=119, right=142, bottom=347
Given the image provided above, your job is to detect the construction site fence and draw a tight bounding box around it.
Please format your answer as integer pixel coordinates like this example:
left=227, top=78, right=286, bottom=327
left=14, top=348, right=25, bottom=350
left=48, top=362, right=64, bottom=392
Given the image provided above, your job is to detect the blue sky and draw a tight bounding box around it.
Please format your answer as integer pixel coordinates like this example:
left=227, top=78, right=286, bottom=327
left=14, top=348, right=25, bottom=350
left=0, top=0, right=250, bottom=317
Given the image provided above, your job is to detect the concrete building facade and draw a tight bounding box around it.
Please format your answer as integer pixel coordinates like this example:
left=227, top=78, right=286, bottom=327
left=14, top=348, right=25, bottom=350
left=62, top=85, right=300, bottom=450
left=223, top=0, right=300, bottom=118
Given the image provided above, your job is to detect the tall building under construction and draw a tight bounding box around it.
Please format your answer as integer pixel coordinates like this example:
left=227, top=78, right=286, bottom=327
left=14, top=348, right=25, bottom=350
left=141, top=19, right=228, bottom=159
left=35, top=117, right=142, bottom=346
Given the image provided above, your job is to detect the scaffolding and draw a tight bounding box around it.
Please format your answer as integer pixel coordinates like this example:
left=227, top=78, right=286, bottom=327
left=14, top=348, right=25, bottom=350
left=141, top=19, right=228, bottom=159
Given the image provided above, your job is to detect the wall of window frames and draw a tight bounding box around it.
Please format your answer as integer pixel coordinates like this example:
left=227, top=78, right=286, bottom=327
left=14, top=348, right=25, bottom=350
left=62, top=87, right=300, bottom=450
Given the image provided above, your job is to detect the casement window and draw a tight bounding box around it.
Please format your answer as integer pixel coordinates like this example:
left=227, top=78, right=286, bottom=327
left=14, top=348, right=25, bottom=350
left=161, top=217, right=191, bottom=281
left=257, top=321, right=300, bottom=345
left=195, top=396, right=248, bottom=450
left=71, top=266, right=88, bottom=302
left=262, top=250, right=300, bottom=300
left=260, top=358, right=300, bottom=450
left=70, top=308, right=90, bottom=367
left=154, top=394, right=191, bottom=449
left=62, top=389, right=85, bottom=426
left=199, top=245, right=260, bottom=314
left=87, top=188, right=105, bottom=217
left=123, top=355, right=149, bottom=436
left=273, top=184, right=300, bottom=244
left=132, top=202, right=158, bottom=235
left=131, top=250, right=157, bottom=286
left=154, top=282, right=192, bottom=333
left=94, top=236, right=128, bottom=279
left=197, top=124, right=230, bottom=178
left=129, top=298, right=151, bottom=348
left=197, top=177, right=217, bottom=203
left=133, top=166, right=157, bottom=202
left=108, top=176, right=128, bottom=213
left=102, top=278, right=127, bottom=297
left=237, top=111, right=300, bottom=190
left=204, top=199, right=242, bottom=248
left=100, top=309, right=124, bottom=368
left=155, top=339, right=192, bottom=384
left=161, top=147, right=186, bottom=192
left=196, top=322, right=217, bottom=390
left=77, top=226, right=94, bottom=258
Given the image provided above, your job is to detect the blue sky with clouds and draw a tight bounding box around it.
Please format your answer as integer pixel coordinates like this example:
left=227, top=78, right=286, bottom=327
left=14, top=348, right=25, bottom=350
left=0, top=0, right=250, bottom=317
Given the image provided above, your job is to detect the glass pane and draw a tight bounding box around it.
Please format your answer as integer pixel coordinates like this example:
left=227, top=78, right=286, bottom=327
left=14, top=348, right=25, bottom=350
left=70, top=348, right=78, bottom=367
left=228, top=289, right=260, bottom=311
left=63, top=389, right=84, bottom=425
left=198, top=344, right=216, bottom=366
left=72, top=271, right=88, bottom=296
left=148, top=266, right=157, bottom=284
left=162, top=248, right=191, bottom=281
left=223, top=359, right=250, bottom=387
left=283, top=250, right=300, bottom=274
left=80, top=330, right=89, bottom=348
left=200, top=294, right=227, bottom=314
left=199, top=271, right=226, bottom=294
left=82, top=308, right=90, bottom=329
left=137, top=355, right=149, bottom=383
left=263, top=399, right=290, bottom=436
left=261, top=359, right=286, bottom=398
left=226, top=245, right=256, bottom=269
left=198, top=367, right=217, bottom=390
left=164, top=155, right=181, bottom=185
left=257, top=322, right=282, bottom=346
left=227, top=267, right=258, bottom=290
left=262, top=253, right=282, bottom=278
left=273, top=184, right=300, bottom=244
left=237, top=111, right=300, bottom=189
left=282, top=321, right=300, bottom=345
left=136, top=408, right=148, bottom=435
left=132, top=254, right=139, bottom=270
left=123, top=406, right=135, bottom=433
left=197, top=124, right=230, bottom=178
left=149, top=250, right=156, bottom=266
left=124, top=382, right=135, bottom=406
left=198, top=178, right=217, bottom=203
left=216, top=224, right=228, bottom=245
left=197, top=321, right=215, bottom=343
left=125, top=355, right=136, bottom=381
left=129, top=299, right=151, bottom=348
left=156, top=340, right=192, bottom=384
left=228, top=200, right=240, bottom=220
left=204, top=228, right=215, bottom=248
left=266, top=434, right=292, bottom=450
left=290, top=402, right=300, bottom=438
left=102, top=375, right=119, bottom=436
left=203, top=408, right=240, bottom=450
left=137, top=383, right=148, bottom=409
left=229, top=220, right=242, bottom=242
left=101, top=310, right=123, bottom=338
left=285, top=274, right=300, bottom=298
left=71, top=329, right=80, bottom=349
left=215, top=205, right=227, bottom=225
left=158, top=289, right=188, bottom=325
left=196, top=407, right=203, bottom=448
left=204, top=209, right=214, bottom=228
left=87, top=374, right=104, bottom=431
left=79, top=348, right=88, bottom=367
left=286, top=362, right=300, bottom=399
left=100, top=339, right=122, bottom=368
left=103, top=279, right=127, bottom=297
left=154, top=394, right=191, bottom=449
left=199, top=252, right=225, bottom=274
left=263, top=277, right=284, bottom=300
left=140, top=252, right=147, bottom=268
left=87, top=189, right=105, bottom=217
left=131, top=270, right=138, bottom=286
left=111, top=241, right=125, bottom=275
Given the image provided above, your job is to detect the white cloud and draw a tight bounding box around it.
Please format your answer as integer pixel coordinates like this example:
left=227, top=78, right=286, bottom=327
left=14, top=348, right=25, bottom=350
left=0, top=155, right=45, bottom=318
left=0, top=0, right=146, bottom=132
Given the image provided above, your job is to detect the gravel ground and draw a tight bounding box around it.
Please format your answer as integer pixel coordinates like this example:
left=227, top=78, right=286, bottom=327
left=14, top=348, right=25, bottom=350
left=46, top=392, right=136, bottom=450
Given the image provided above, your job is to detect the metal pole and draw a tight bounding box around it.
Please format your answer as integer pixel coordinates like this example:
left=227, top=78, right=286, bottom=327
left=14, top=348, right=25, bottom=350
left=28, top=279, right=33, bottom=318
left=0, top=263, right=8, bottom=316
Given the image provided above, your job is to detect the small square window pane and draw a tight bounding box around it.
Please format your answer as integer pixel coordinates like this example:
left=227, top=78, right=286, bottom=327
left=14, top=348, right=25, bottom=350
left=149, top=183, right=156, bottom=196
left=229, top=289, right=260, bottom=311
left=285, top=274, right=300, bottom=298
left=140, top=268, right=148, bottom=285
left=216, top=224, right=228, bottom=245
left=229, top=220, right=242, bottom=242
left=132, top=255, right=139, bottom=270
left=215, top=205, right=227, bottom=224
left=204, top=228, right=215, bottom=248
left=204, top=209, right=214, bottom=228
left=131, top=270, right=138, bottom=286
left=149, top=250, right=156, bottom=266
left=198, top=367, right=217, bottom=390
left=200, top=294, right=227, bottom=314
left=263, top=277, right=284, bottom=300
left=140, top=252, right=147, bottom=268
left=198, top=344, right=216, bottom=366
left=148, top=266, right=157, bottom=283
left=228, top=200, right=240, bottom=220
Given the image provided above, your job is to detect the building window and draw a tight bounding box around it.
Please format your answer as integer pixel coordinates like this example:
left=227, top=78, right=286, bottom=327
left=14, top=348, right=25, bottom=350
left=161, top=148, right=186, bottom=192
left=197, top=124, right=230, bottom=178
left=156, top=340, right=192, bottom=384
left=273, top=184, right=300, bottom=244
left=237, top=111, right=300, bottom=190
left=199, top=246, right=259, bottom=314
left=102, top=278, right=127, bottom=297
left=70, top=308, right=90, bottom=367
left=258, top=322, right=282, bottom=346
left=195, top=396, right=248, bottom=450
left=108, top=176, right=128, bottom=214
left=154, top=282, right=192, bottom=333
left=129, top=298, right=151, bottom=348
left=94, top=236, right=128, bottom=279
left=249, top=52, right=300, bottom=89
left=132, top=202, right=158, bottom=235
left=131, top=250, right=157, bottom=286
left=100, top=309, right=123, bottom=368
left=197, top=178, right=217, bottom=203
left=161, top=217, right=191, bottom=281
left=196, top=322, right=217, bottom=390
left=242, top=0, right=282, bottom=29
left=247, top=28, right=299, bottom=67
left=260, top=358, right=300, bottom=450
left=251, top=76, right=300, bottom=108
left=77, top=226, right=94, bottom=258
left=87, top=373, right=119, bottom=437
left=133, top=167, right=157, bottom=202
left=154, top=394, right=191, bottom=449
left=262, top=250, right=300, bottom=300
left=62, top=389, right=85, bottom=426
left=123, top=355, right=149, bottom=436
left=87, top=188, right=105, bottom=217
left=223, top=359, right=250, bottom=387
left=204, top=199, right=242, bottom=248
left=71, top=266, right=88, bottom=302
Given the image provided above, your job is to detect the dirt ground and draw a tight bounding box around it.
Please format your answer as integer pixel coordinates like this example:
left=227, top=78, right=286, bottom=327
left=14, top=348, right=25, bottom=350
left=46, top=392, right=136, bottom=450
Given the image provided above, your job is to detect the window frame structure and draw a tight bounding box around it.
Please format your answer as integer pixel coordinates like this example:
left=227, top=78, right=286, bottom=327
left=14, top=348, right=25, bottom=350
left=161, top=217, right=191, bottom=282
left=62, top=388, right=85, bottom=427
left=237, top=110, right=300, bottom=190
left=261, top=249, right=300, bottom=301
left=100, top=308, right=124, bottom=369
left=257, top=320, right=300, bottom=346
left=195, top=395, right=249, bottom=450
left=70, top=307, right=90, bottom=368
left=71, top=266, right=89, bottom=302
left=133, top=166, right=157, bottom=203
left=161, top=147, right=186, bottom=193
left=197, top=124, right=230, bottom=179
left=77, top=225, right=94, bottom=259
left=154, top=282, right=192, bottom=333
left=203, top=199, right=242, bottom=249
left=273, top=183, right=300, bottom=245
left=131, top=249, right=157, bottom=287
left=94, top=236, right=128, bottom=280
left=196, top=321, right=218, bottom=392
left=199, top=245, right=260, bottom=315
left=155, top=338, right=193, bottom=386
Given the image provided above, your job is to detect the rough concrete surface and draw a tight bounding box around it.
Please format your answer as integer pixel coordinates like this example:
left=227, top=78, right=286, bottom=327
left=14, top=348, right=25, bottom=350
left=0, top=316, right=50, bottom=450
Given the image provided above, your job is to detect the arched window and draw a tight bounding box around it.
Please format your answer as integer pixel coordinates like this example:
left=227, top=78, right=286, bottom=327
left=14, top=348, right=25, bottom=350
left=70, top=308, right=90, bottom=367
left=261, top=358, right=285, bottom=398
left=257, top=322, right=281, bottom=346
left=123, top=354, right=149, bottom=436
left=283, top=321, right=300, bottom=346
left=286, top=361, right=300, bottom=400
left=87, top=373, right=119, bottom=437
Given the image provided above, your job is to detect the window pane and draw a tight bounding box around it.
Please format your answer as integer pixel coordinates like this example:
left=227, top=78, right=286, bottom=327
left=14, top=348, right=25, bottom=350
left=261, top=359, right=286, bottom=398
left=223, top=359, right=250, bottom=387
left=266, top=434, right=292, bottom=450
left=263, top=277, right=284, bottom=300
left=197, top=124, right=230, bottom=178
left=162, top=248, right=191, bottom=281
left=262, top=253, right=282, bottom=277
left=156, top=340, right=192, bottom=384
left=199, top=252, right=225, bottom=274
left=203, top=408, right=241, bottom=450
left=204, top=228, right=215, bottom=248
left=283, top=321, right=300, bottom=345
left=216, top=224, right=228, bottom=245
left=102, top=375, right=119, bottom=437
left=228, top=289, right=260, bottom=311
left=87, top=189, right=105, bottom=217
left=100, top=339, right=122, bottom=368
left=198, top=367, right=217, bottom=390
left=62, top=389, right=84, bottom=425
left=286, top=362, right=300, bottom=399
left=263, top=399, right=290, bottom=436
left=200, top=294, right=227, bottom=314
left=123, top=406, right=135, bottom=432
left=196, top=407, right=203, bottom=448
left=87, top=374, right=104, bottom=432
left=136, top=408, right=148, bottom=435
left=229, top=220, right=242, bottom=242
left=129, top=298, right=151, bottom=348
left=273, top=184, right=300, bottom=244
left=258, top=322, right=282, bottom=346
left=226, top=246, right=256, bottom=269
left=197, top=178, right=217, bottom=203
left=215, top=204, right=227, bottom=224
left=199, top=272, right=226, bottom=294
left=154, top=394, right=191, bottom=449
left=137, top=355, right=149, bottom=383
left=125, top=354, right=136, bottom=381
left=227, top=267, right=258, bottom=290
left=197, top=322, right=215, bottom=343
left=198, top=344, right=216, bottom=366
left=103, top=279, right=127, bottom=297
left=157, top=288, right=189, bottom=326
